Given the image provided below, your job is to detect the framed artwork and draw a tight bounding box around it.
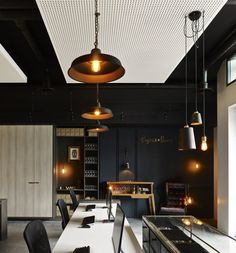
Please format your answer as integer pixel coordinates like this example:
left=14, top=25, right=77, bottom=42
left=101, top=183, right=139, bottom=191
left=68, top=146, right=80, bottom=161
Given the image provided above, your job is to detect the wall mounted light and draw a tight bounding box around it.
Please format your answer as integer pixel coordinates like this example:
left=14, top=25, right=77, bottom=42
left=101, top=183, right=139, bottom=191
left=178, top=18, right=196, bottom=151
left=81, top=84, right=113, bottom=120
left=68, top=0, right=125, bottom=83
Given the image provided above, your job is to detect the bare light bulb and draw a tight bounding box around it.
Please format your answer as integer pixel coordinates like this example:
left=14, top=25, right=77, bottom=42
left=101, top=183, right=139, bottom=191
left=201, top=136, right=208, bottom=151
left=94, top=109, right=101, bottom=116
left=91, top=60, right=101, bottom=72
left=62, top=168, right=65, bottom=174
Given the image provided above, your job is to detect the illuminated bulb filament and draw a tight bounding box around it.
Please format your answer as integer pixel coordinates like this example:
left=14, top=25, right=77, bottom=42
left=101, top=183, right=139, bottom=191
left=187, top=196, right=192, bottom=204
left=196, top=163, right=199, bottom=169
left=91, top=60, right=101, bottom=72
left=94, top=109, right=101, bottom=116
left=62, top=168, right=65, bottom=174
left=201, top=136, right=208, bottom=151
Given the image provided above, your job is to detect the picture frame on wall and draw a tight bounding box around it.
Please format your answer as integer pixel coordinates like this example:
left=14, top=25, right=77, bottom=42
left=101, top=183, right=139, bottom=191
left=68, top=146, right=80, bottom=161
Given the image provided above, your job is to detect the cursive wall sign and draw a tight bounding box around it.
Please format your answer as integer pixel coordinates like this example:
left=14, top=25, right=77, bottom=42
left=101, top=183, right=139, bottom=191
left=140, top=135, right=173, bottom=144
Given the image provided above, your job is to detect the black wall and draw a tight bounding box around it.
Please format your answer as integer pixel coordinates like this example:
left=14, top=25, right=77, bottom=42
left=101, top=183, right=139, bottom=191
left=99, top=126, right=214, bottom=218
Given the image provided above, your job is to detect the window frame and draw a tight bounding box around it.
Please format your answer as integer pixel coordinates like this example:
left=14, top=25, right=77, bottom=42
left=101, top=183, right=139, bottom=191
left=227, top=53, right=236, bottom=86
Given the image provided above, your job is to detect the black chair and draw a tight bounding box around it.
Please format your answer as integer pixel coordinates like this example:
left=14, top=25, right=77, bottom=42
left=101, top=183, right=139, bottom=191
left=57, top=199, right=70, bottom=229
left=23, top=220, right=51, bottom=253
left=69, top=189, right=79, bottom=211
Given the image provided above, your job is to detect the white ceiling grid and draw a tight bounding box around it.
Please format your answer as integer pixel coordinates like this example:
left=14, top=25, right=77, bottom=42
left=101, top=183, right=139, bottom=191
left=36, top=0, right=227, bottom=83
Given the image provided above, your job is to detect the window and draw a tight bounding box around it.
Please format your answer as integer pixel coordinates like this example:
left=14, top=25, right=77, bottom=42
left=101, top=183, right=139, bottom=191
left=227, top=54, right=236, bottom=85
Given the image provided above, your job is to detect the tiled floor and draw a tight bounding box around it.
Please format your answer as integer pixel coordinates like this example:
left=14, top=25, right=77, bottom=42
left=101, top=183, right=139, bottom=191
left=0, top=218, right=142, bottom=253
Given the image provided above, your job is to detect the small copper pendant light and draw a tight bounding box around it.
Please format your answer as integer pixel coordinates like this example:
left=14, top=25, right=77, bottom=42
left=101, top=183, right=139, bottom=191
left=87, top=121, right=109, bottom=133
left=68, top=0, right=125, bottom=83
left=81, top=84, right=113, bottom=120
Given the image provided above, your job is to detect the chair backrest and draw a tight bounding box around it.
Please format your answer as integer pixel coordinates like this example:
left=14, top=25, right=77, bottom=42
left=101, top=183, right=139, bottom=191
left=165, top=182, right=187, bottom=208
left=69, top=189, right=79, bottom=211
left=57, top=199, right=70, bottom=229
left=23, top=220, right=51, bottom=253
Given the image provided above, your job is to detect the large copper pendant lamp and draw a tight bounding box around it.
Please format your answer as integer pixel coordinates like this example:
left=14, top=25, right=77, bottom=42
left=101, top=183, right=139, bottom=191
left=68, top=0, right=125, bottom=83
left=81, top=84, right=113, bottom=120
left=178, top=17, right=196, bottom=151
left=87, top=121, right=109, bottom=133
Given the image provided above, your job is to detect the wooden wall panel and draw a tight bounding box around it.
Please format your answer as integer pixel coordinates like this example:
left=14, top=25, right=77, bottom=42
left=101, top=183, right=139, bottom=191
left=0, top=125, right=53, bottom=217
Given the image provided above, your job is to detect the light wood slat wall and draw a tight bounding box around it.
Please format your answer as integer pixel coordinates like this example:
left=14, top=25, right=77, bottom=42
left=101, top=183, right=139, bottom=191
left=0, top=125, right=53, bottom=217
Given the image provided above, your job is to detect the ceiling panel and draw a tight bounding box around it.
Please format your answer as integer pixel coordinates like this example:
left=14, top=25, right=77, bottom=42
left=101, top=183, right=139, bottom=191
left=35, top=0, right=227, bottom=84
left=0, top=44, right=27, bottom=83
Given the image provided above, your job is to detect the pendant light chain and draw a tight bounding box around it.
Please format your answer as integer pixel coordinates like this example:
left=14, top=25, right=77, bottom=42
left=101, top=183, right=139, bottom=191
left=195, top=43, right=198, bottom=111
left=94, top=0, right=100, bottom=49
left=185, top=16, right=188, bottom=126
left=96, top=83, right=100, bottom=104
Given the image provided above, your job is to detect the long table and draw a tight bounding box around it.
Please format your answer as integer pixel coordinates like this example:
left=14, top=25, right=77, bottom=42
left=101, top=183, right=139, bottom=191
left=53, top=202, right=143, bottom=253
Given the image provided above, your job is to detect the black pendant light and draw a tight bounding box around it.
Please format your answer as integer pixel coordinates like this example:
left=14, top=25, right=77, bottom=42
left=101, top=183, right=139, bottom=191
left=68, top=0, right=125, bottom=83
left=81, top=84, right=113, bottom=120
left=200, top=11, right=208, bottom=151
left=187, top=11, right=202, bottom=126
left=178, top=17, right=196, bottom=151
left=119, top=148, right=134, bottom=181
left=87, top=121, right=109, bottom=133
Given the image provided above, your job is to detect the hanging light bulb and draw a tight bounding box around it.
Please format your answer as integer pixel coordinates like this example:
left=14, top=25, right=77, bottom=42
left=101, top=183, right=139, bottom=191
left=201, top=136, right=208, bottom=151
left=68, top=0, right=125, bottom=83
left=178, top=17, right=196, bottom=151
left=201, top=11, right=208, bottom=151
left=91, top=60, right=101, bottom=73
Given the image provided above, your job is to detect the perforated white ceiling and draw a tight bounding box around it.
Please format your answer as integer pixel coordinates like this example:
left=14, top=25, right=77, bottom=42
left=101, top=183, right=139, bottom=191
left=0, top=44, right=27, bottom=83
left=36, top=0, right=227, bottom=84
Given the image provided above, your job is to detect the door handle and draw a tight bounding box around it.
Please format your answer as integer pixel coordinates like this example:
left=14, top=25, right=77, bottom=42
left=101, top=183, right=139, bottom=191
left=28, top=181, right=40, bottom=184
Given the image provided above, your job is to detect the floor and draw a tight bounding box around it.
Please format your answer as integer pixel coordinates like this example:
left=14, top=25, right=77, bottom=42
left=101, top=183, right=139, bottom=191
left=0, top=218, right=142, bottom=253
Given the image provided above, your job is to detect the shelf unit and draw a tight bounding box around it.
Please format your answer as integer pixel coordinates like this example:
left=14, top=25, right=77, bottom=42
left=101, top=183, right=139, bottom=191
left=55, top=127, right=99, bottom=215
left=84, top=136, right=99, bottom=200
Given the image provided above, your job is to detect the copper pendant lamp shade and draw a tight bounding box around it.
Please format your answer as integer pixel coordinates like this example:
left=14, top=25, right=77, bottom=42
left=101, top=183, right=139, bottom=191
left=68, top=48, right=125, bottom=83
left=87, top=122, right=109, bottom=133
left=178, top=125, right=196, bottom=151
left=191, top=111, right=202, bottom=125
left=68, top=0, right=125, bottom=83
left=81, top=84, right=113, bottom=120
left=81, top=102, right=113, bottom=120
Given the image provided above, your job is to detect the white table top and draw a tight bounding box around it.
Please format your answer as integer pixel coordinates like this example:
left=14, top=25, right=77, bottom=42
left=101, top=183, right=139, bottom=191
left=53, top=202, right=143, bottom=253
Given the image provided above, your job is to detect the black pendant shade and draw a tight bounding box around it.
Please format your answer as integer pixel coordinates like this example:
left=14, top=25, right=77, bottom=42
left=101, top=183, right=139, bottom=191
left=178, top=125, right=196, bottom=151
left=191, top=111, right=202, bottom=125
left=87, top=122, right=109, bottom=133
left=68, top=48, right=125, bottom=84
left=119, top=162, right=135, bottom=181
left=81, top=102, right=113, bottom=120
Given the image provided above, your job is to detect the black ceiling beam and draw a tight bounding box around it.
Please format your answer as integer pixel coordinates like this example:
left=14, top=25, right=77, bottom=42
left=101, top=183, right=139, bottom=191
left=15, top=20, right=46, bottom=68
left=227, top=0, right=236, bottom=5
left=0, top=10, right=41, bottom=20
left=206, top=28, right=236, bottom=69
left=0, top=0, right=37, bottom=10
